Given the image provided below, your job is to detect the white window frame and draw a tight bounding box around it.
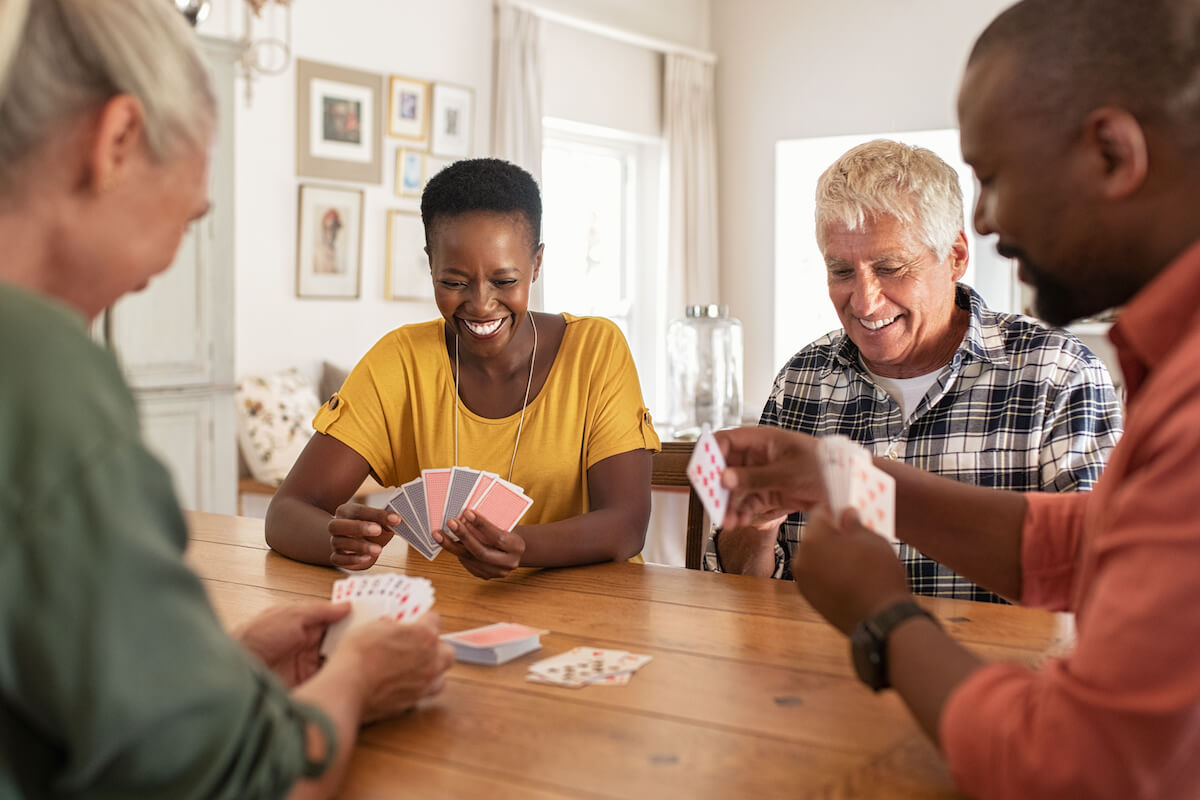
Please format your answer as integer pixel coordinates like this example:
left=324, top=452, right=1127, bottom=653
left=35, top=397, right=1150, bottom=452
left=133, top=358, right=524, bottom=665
left=541, top=118, right=667, bottom=415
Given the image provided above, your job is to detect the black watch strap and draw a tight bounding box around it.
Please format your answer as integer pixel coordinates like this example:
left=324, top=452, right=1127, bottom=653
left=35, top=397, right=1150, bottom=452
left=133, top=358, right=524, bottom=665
left=852, top=600, right=939, bottom=692
left=866, top=599, right=936, bottom=640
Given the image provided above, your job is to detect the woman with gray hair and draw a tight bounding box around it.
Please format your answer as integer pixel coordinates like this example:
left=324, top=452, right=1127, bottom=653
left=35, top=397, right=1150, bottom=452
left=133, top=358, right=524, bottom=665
left=0, top=1, right=453, bottom=797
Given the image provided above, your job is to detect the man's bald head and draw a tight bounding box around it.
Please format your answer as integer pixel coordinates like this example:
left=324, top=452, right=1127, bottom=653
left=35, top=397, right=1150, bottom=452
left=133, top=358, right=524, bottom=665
left=970, top=0, right=1200, bottom=152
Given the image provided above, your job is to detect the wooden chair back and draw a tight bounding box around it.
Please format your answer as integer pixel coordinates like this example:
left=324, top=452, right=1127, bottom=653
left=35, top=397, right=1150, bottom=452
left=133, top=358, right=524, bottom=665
left=651, top=441, right=707, bottom=570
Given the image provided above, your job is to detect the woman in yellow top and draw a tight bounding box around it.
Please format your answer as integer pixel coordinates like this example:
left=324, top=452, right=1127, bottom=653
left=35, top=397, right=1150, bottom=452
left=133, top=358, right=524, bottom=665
left=266, top=158, right=660, bottom=579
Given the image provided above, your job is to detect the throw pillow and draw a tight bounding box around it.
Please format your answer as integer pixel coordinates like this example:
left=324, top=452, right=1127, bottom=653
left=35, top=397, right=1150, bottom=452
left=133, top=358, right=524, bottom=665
left=319, top=360, right=350, bottom=405
left=235, top=369, right=321, bottom=486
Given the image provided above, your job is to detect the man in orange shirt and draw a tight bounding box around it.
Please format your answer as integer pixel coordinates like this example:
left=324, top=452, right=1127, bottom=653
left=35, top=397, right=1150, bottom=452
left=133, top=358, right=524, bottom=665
left=715, top=0, right=1200, bottom=797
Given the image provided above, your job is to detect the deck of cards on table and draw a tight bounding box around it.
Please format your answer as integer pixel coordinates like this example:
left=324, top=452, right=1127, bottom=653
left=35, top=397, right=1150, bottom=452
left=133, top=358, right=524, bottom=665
left=441, top=622, right=547, bottom=665
left=687, top=423, right=729, bottom=528
left=386, top=466, right=534, bottom=560
left=320, top=574, right=435, bottom=655
left=526, top=647, right=653, bottom=688
left=816, top=435, right=896, bottom=541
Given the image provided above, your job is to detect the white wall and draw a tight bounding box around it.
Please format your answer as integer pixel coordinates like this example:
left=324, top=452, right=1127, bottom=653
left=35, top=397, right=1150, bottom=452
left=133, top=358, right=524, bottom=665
left=198, top=1, right=492, bottom=382
left=530, top=0, right=711, bottom=50
left=711, top=0, right=1013, bottom=413
left=196, top=0, right=709, bottom=384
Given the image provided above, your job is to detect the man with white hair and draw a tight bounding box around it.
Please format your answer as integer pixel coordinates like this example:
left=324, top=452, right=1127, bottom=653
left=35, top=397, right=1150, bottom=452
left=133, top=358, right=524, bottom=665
left=707, top=139, right=1122, bottom=603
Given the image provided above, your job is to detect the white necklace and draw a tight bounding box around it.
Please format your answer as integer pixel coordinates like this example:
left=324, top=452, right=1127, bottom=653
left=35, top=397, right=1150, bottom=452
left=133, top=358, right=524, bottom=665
left=454, top=312, right=538, bottom=482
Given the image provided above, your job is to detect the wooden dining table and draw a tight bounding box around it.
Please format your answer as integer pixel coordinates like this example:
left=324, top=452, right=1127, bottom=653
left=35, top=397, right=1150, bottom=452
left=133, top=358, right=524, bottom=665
left=185, top=511, right=1075, bottom=799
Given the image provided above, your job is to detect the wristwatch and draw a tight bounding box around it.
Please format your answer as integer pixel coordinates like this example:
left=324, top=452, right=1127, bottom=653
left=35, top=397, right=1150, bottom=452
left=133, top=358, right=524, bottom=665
left=850, top=599, right=939, bottom=692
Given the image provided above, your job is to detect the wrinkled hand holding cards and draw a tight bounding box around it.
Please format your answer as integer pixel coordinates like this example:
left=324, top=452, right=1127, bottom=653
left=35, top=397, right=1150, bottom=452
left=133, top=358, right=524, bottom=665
left=816, top=435, right=896, bottom=541
left=320, top=573, right=435, bottom=656
left=525, top=647, right=653, bottom=688
left=687, top=423, right=729, bottom=528
left=386, top=466, right=534, bottom=560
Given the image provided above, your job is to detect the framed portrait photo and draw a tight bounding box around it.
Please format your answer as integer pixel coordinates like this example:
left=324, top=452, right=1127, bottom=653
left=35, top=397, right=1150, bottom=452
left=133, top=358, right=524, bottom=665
left=297, top=184, right=364, bottom=299
left=430, top=83, right=474, bottom=158
left=395, top=147, right=426, bottom=198
left=386, top=209, right=433, bottom=301
left=388, top=75, right=429, bottom=143
left=296, top=59, right=383, bottom=184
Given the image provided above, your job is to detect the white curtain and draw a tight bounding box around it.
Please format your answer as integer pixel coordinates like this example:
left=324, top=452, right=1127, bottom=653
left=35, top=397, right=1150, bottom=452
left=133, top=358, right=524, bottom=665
left=492, top=4, right=544, bottom=182
left=492, top=3, right=545, bottom=308
left=664, top=53, right=720, bottom=314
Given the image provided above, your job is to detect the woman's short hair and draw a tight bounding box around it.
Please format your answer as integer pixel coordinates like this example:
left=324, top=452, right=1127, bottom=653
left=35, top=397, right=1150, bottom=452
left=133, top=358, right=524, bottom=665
left=0, top=0, right=214, bottom=190
left=420, top=158, right=543, bottom=252
left=815, top=139, right=964, bottom=261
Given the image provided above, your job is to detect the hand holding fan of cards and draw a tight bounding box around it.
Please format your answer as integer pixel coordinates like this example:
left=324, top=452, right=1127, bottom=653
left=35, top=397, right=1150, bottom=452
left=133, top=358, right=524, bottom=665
left=320, top=573, right=436, bottom=656
left=686, top=426, right=895, bottom=541
left=386, top=466, right=533, bottom=561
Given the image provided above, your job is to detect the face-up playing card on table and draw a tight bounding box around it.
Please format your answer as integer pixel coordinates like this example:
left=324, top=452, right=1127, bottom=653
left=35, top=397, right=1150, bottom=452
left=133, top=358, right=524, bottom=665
left=471, top=480, right=533, bottom=531
left=525, top=646, right=653, bottom=688
left=321, top=573, right=435, bottom=655
left=816, top=435, right=896, bottom=542
left=687, top=423, right=729, bottom=528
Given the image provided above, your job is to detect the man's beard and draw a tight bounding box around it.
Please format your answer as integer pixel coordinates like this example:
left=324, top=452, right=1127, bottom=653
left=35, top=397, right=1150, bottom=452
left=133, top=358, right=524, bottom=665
left=998, top=243, right=1114, bottom=326
left=1027, top=264, right=1089, bottom=327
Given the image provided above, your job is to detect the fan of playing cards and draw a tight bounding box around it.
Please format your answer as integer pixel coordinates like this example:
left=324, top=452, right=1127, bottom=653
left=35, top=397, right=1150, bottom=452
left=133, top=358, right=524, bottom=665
left=320, top=573, right=435, bottom=656
left=816, top=435, right=896, bottom=541
left=387, top=467, right=534, bottom=561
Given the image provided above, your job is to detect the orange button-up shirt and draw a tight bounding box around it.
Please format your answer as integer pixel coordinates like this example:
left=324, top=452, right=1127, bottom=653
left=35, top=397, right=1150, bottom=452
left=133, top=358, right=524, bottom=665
left=941, top=239, right=1200, bottom=799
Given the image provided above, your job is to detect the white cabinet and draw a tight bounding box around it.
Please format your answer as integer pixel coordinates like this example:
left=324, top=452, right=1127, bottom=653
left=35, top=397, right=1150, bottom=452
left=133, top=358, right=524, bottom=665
left=103, top=36, right=239, bottom=514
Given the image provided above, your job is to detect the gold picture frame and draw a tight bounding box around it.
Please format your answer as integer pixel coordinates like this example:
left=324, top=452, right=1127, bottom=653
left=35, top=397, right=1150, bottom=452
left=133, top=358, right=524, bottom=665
left=385, top=209, right=433, bottom=301
left=387, top=75, right=430, bottom=144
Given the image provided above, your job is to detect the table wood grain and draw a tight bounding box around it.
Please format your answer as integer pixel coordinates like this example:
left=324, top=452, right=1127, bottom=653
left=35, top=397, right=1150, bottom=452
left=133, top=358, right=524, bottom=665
left=185, top=511, right=1074, bottom=799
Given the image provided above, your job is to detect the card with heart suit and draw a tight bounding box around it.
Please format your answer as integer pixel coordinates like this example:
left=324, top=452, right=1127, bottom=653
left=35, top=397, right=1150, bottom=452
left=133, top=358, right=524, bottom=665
left=525, top=646, right=653, bottom=688
left=687, top=424, right=729, bottom=528
left=321, top=573, right=435, bottom=656
left=816, top=435, right=896, bottom=542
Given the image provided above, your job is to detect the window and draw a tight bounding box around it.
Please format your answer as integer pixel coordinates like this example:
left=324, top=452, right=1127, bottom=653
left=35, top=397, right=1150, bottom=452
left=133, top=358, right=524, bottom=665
left=541, top=119, right=666, bottom=412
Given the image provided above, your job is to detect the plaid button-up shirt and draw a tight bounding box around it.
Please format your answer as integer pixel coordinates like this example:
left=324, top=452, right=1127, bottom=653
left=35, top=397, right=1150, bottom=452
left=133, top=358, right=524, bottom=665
left=705, top=285, right=1123, bottom=603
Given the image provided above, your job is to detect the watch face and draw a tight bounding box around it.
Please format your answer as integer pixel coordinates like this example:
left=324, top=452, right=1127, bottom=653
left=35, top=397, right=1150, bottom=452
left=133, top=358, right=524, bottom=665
left=850, top=624, right=887, bottom=691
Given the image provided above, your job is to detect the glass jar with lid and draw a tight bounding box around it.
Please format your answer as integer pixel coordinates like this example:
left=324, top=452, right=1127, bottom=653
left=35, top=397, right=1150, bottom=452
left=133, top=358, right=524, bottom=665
left=666, top=304, right=744, bottom=440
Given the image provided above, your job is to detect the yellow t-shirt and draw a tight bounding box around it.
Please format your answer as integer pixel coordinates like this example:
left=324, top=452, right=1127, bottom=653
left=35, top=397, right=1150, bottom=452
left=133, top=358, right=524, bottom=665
left=312, top=314, right=660, bottom=529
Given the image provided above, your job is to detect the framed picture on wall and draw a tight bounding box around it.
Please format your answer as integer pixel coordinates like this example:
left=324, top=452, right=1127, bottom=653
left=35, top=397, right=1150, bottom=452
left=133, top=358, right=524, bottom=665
left=395, top=147, right=426, bottom=198
left=386, top=209, right=433, bottom=300
left=296, top=59, right=383, bottom=184
left=296, top=184, right=363, bottom=299
left=388, top=75, right=429, bottom=143
left=430, top=83, right=474, bottom=158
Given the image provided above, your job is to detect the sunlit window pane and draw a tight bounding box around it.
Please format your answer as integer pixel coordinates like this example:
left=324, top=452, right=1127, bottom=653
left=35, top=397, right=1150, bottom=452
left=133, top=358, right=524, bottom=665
left=541, top=143, right=630, bottom=324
